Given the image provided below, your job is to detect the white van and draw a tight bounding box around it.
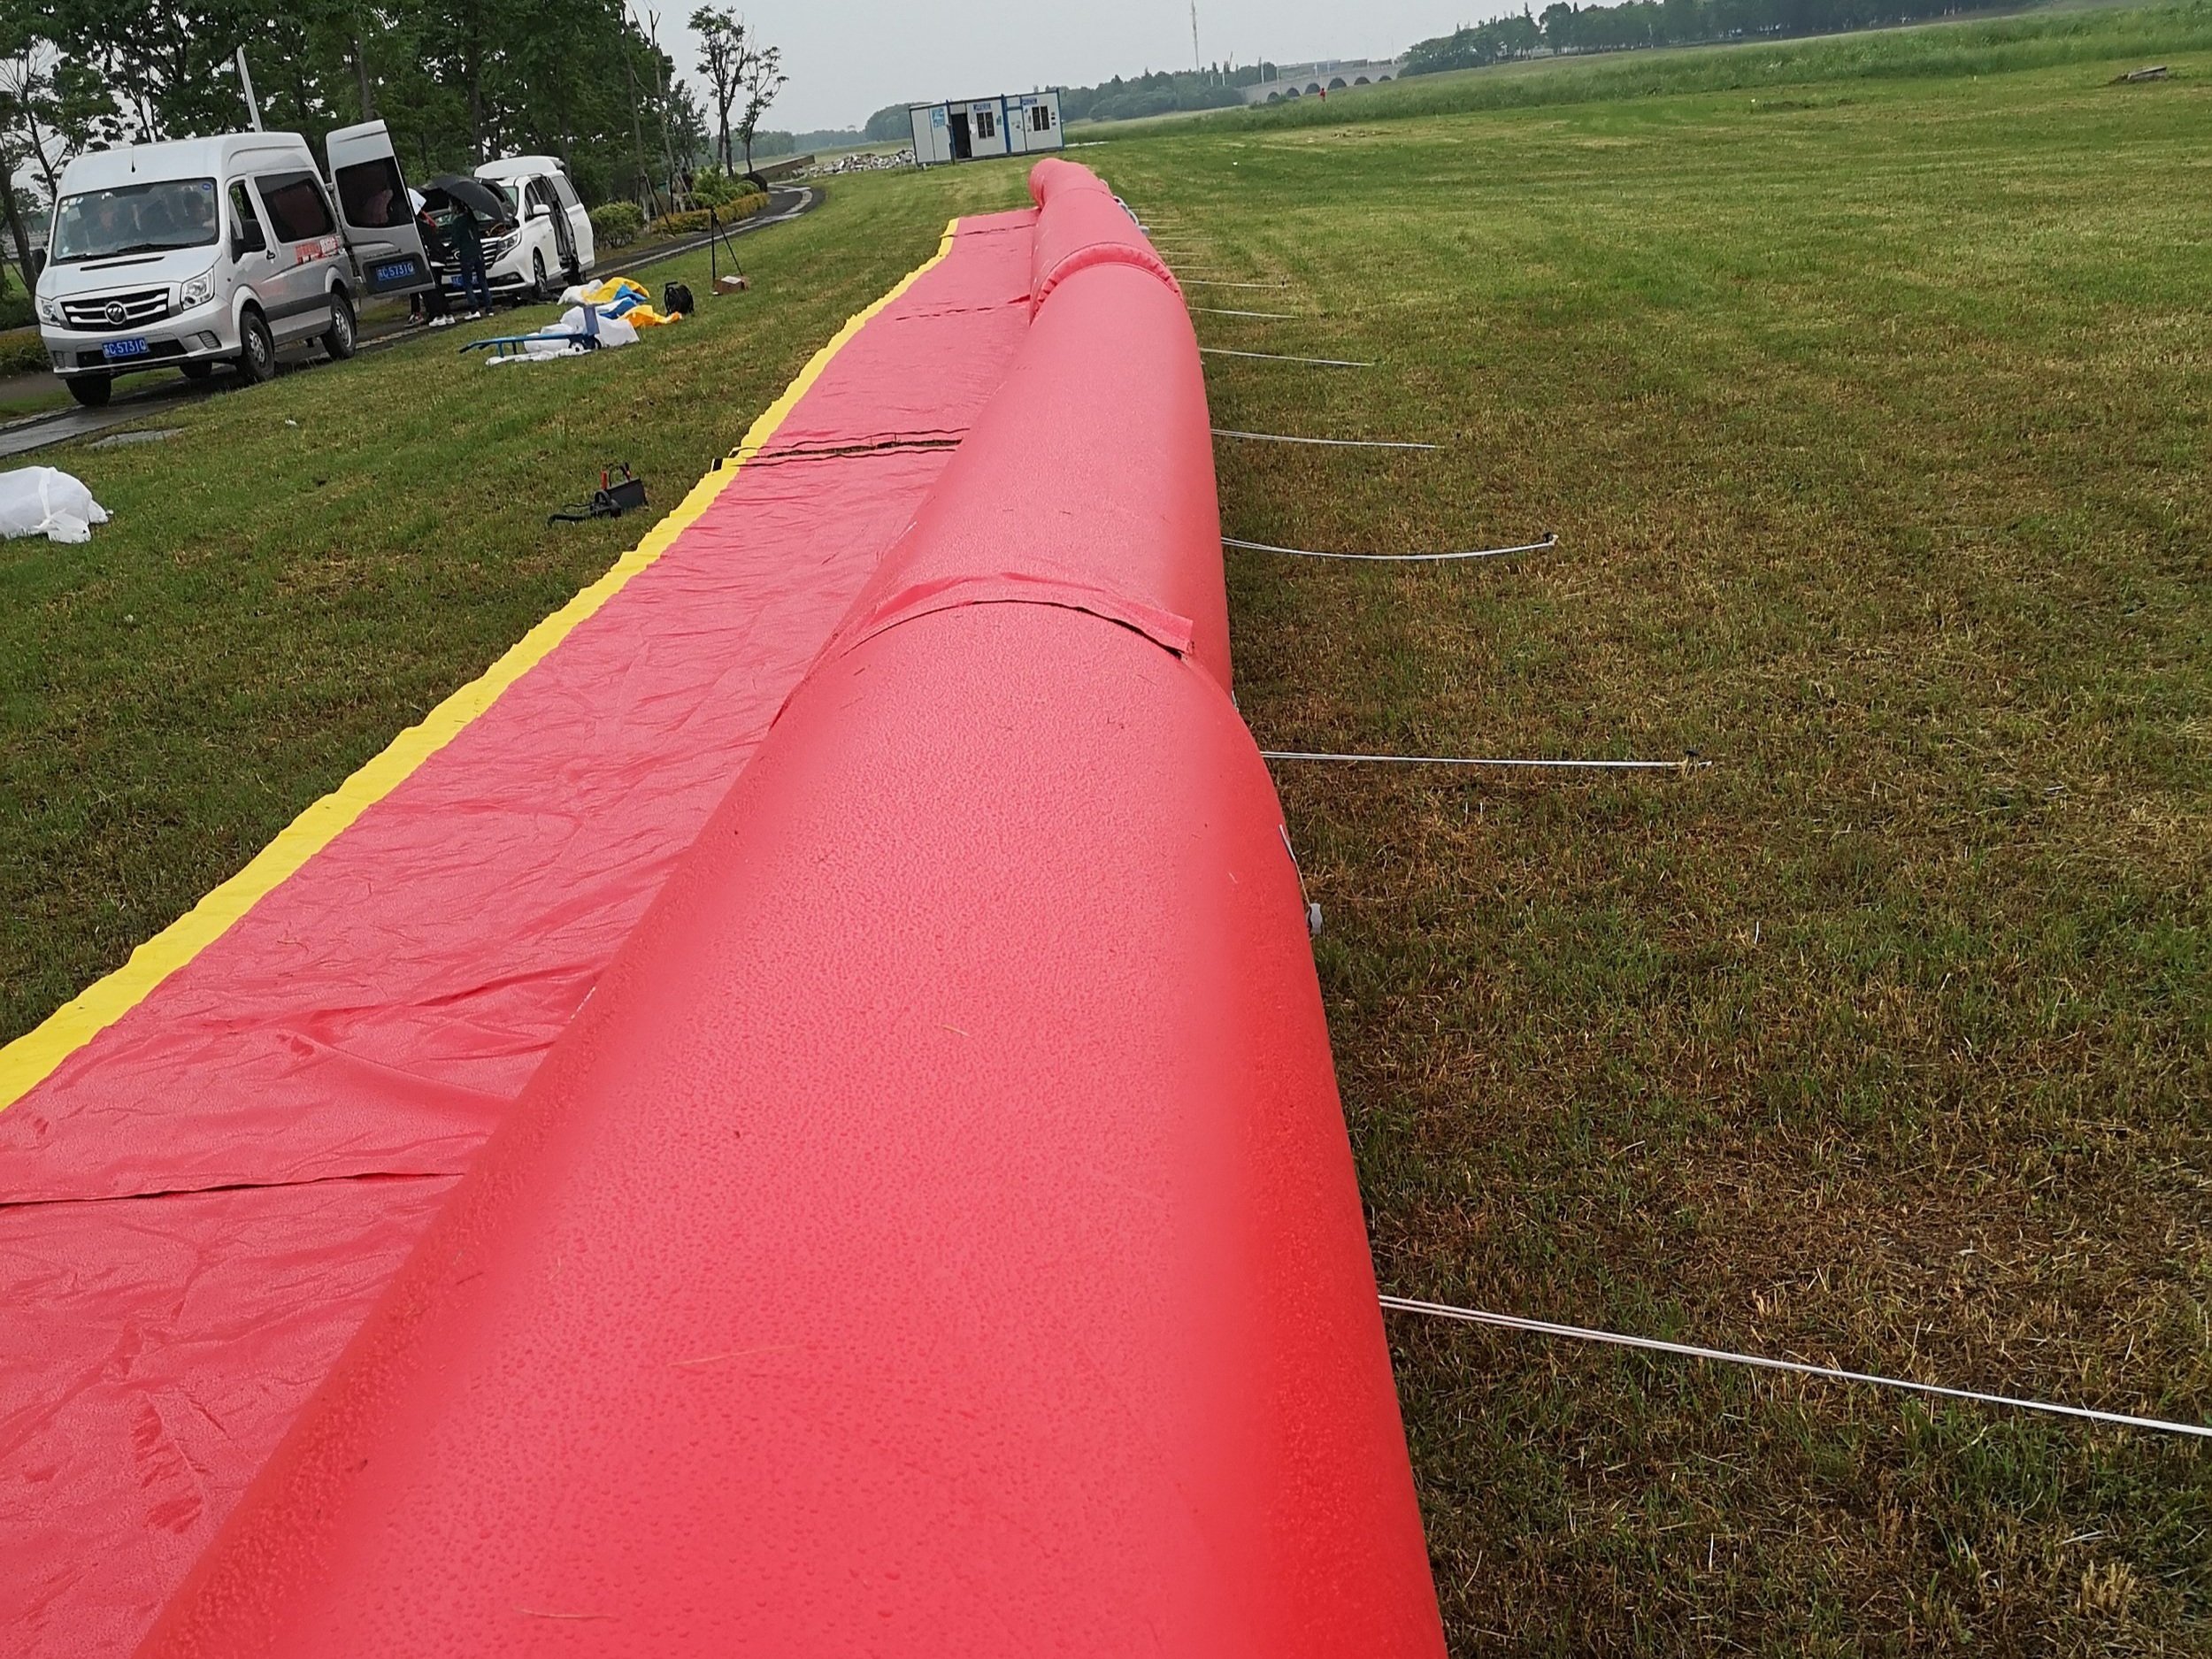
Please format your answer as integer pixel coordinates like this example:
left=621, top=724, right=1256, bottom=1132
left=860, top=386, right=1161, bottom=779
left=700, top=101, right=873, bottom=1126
left=35, top=125, right=433, bottom=407
left=470, top=157, right=594, bottom=302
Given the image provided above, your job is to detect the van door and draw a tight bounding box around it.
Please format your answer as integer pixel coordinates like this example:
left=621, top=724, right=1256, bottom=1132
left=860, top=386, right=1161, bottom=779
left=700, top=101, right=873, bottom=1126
left=325, top=119, right=432, bottom=297
left=250, top=170, right=342, bottom=336
left=227, top=177, right=278, bottom=295
left=549, top=170, right=592, bottom=274
left=528, top=177, right=577, bottom=277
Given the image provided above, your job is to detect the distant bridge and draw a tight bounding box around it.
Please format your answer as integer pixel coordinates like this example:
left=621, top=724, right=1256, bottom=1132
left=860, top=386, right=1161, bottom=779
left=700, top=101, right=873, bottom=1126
left=1240, top=58, right=1406, bottom=104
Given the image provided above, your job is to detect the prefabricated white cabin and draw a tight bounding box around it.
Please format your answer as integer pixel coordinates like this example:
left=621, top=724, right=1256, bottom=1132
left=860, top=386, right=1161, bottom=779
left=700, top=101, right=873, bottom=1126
left=908, top=90, right=1064, bottom=166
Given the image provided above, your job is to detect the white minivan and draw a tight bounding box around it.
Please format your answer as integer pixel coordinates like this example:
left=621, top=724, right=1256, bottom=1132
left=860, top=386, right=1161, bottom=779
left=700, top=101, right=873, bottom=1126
left=35, top=124, right=433, bottom=406
left=472, top=156, right=594, bottom=302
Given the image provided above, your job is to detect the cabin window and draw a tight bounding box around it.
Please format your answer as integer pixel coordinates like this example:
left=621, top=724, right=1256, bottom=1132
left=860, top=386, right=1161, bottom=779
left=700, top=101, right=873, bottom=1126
left=334, top=157, right=408, bottom=228
left=256, top=172, right=335, bottom=242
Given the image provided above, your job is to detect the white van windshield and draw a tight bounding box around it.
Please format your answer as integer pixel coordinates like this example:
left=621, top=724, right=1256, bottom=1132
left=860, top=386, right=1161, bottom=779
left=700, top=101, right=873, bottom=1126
left=52, top=178, right=220, bottom=263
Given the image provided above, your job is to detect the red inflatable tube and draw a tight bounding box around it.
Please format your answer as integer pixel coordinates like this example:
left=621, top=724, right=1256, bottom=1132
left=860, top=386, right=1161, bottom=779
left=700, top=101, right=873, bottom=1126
left=833, top=260, right=1231, bottom=689
left=0, top=212, right=1041, bottom=1658
left=1026, top=154, right=1180, bottom=310
left=139, top=163, right=1443, bottom=1655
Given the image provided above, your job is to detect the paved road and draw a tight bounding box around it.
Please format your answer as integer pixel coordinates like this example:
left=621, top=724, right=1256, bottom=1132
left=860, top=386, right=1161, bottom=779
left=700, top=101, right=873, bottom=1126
left=0, top=186, right=818, bottom=463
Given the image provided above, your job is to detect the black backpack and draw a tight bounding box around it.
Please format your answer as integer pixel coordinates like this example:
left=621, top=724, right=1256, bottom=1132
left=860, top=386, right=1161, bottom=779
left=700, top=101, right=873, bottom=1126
left=662, top=280, right=695, bottom=318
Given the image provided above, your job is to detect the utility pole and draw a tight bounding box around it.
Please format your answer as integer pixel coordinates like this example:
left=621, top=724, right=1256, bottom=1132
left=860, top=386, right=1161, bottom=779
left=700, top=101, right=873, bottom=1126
left=1189, top=0, right=1201, bottom=73
left=234, top=46, right=263, bottom=131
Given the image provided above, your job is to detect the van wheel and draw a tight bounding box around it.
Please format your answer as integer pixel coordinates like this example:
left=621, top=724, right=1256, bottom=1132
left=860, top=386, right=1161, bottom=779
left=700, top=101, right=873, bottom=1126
left=237, top=309, right=277, bottom=385
left=530, top=250, right=549, bottom=303
left=66, top=374, right=111, bottom=409
left=323, top=291, right=357, bottom=360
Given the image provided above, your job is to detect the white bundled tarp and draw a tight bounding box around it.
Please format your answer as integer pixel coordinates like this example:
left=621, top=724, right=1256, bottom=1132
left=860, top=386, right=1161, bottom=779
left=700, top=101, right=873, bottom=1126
left=0, top=466, right=109, bottom=543
left=483, top=306, right=639, bottom=365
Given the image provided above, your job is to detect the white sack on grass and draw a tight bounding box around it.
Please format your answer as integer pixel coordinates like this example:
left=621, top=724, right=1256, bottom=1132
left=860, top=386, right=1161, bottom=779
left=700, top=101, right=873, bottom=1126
left=481, top=307, right=639, bottom=365
left=561, top=306, right=638, bottom=349
left=0, top=466, right=110, bottom=543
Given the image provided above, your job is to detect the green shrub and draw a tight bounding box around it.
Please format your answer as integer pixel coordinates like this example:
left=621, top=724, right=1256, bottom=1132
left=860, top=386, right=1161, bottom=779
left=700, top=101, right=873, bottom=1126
left=589, top=200, right=644, bottom=250
left=692, top=168, right=757, bottom=207
left=655, top=194, right=767, bottom=238
left=0, top=292, right=33, bottom=331
left=0, top=327, right=51, bottom=376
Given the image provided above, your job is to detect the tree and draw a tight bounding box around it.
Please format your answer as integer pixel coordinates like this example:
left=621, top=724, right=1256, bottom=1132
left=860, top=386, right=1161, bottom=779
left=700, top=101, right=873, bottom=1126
left=1, top=0, right=703, bottom=223
left=688, top=4, right=742, bottom=172
left=0, top=75, right=40, bottom=288
left=0, top=15, right=120, bottom=288
left=733, top=39, right=782, bottom=173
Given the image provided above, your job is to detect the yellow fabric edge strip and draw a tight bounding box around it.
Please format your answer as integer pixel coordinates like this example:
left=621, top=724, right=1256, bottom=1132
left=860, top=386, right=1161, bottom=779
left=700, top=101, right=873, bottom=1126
left=0, top=217, right=965, bottom=1114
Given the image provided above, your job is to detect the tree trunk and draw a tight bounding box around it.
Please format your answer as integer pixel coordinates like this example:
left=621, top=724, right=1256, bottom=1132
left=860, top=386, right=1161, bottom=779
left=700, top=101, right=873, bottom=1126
left=622, top=42, right=652, bottom=218
left=1, top=166, right=38, bottom=296
left=25, top=109, right=61, bottom=200
left=353, top=29, right=375, bottom=119
left=465, top=42, right=485, bottom=161
left=649, top=14, right=682, bottom=208
left=290, top=47, right=311, bottom=138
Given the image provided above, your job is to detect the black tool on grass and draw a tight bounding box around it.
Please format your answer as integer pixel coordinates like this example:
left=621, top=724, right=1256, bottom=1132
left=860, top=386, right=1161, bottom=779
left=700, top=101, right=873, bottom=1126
left=549, top=464, right=649, bottom=524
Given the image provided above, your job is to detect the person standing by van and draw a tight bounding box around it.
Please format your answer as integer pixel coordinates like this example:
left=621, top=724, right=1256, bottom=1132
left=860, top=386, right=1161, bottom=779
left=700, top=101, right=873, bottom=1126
left=449, top=204, right=492, bottom=319
left=412, top=203, right=451, bottom=326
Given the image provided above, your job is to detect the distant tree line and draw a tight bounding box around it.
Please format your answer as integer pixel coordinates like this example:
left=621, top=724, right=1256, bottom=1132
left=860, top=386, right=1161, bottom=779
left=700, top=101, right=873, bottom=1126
left=0, top=0, right=782, bottom=288
left=1058, top=66, right=1259, bottom=124
left=749, top=127, right=874, bottom=157
left=1406, top=0, right=2009, bottom=70
left=862, top=104, right=913, bottom=142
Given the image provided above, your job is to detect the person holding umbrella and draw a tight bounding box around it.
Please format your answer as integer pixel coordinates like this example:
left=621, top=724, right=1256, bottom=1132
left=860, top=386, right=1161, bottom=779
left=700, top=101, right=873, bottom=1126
left=428, top=174, right=509, bottom=321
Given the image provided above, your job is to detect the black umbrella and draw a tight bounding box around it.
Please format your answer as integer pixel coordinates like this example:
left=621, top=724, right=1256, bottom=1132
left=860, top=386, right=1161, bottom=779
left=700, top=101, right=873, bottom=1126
left=427, top=173, right=511, bottom=226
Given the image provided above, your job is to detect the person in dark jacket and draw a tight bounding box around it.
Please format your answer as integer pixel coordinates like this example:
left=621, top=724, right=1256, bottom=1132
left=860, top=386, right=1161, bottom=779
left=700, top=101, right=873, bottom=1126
left=449, top=204, right=493, bottom=320
left=411, top=206, right=451, bottom=326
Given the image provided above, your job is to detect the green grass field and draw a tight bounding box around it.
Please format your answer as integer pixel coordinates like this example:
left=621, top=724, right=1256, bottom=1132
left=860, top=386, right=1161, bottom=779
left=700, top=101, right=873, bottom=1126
left=4, top=4, right=2208, bottom=1649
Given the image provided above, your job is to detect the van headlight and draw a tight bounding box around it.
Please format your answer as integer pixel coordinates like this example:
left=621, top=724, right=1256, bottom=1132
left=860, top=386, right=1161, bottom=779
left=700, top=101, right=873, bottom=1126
left=180, top=268, right=216, bottom=308
left=36, top=294, right=61, bottom=324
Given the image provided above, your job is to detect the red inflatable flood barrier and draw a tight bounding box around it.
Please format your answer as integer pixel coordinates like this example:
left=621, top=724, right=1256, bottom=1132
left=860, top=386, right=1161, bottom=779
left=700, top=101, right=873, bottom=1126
left=139, top=164, right=1444, bottom=1655
left=1026, top=154, right=1181, bottom=308
left=2, top=211, right=1037, bottom=1655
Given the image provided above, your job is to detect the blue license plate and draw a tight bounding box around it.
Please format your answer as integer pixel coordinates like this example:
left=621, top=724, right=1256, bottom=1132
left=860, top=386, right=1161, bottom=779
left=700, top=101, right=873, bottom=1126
left=102, top=337, right=150, bottom=361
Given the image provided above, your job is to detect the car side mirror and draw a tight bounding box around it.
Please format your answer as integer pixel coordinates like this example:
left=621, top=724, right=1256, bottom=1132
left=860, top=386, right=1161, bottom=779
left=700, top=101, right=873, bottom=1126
left=30, top=248, right=45, bottom=276
left=527, top=203, right=551, bottom=220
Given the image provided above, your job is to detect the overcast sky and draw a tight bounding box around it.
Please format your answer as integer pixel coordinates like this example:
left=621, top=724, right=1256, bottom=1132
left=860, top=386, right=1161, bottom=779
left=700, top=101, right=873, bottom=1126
left=654, top=1, right=1502, bottom=133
